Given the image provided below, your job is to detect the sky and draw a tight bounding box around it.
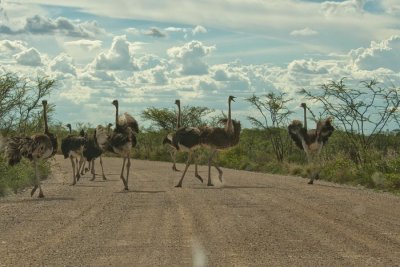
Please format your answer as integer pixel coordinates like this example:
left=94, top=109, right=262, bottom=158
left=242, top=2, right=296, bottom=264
left=0, top=0, right=400, bottom=129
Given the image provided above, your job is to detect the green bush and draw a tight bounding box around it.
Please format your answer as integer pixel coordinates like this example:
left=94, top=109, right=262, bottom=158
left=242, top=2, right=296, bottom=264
left=0, top=157, right=50, bottom=197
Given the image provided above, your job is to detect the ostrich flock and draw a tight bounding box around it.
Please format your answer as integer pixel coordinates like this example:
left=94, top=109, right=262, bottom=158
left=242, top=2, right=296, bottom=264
left=1, top=96, right=334, bottom=198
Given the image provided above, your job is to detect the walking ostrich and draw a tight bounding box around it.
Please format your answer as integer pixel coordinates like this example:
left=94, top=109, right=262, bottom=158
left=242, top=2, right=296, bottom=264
left=95, top=100, right=138, bottom=190
left=83, top=129, right=107, bottom=181
left=199, top=95, right=241, bottom=186
left=171, top=126, right=203, bottom=188
left=163, top=99, right=203, bottom=183
left=61, top=124, right=86, bottom=185
left=288, top=103, right=334, bottom=184
left=4, top=100, right=57, bottom=198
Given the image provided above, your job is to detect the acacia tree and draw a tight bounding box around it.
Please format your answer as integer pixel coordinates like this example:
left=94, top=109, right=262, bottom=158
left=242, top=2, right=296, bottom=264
left=141, top=105, right=214, bottom=131
left=0, top=73, right=56, bottom=134
left=246, top=92, right=293, bottom=162
left=300, top=78, right=400, bottom=164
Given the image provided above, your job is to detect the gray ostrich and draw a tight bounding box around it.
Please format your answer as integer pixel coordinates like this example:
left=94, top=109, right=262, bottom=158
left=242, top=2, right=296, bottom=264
left=288, top=103, right=334, bottom=184
left=96, top=100, right=138, bottom=190
left=4, top=100, right=58, bottom=198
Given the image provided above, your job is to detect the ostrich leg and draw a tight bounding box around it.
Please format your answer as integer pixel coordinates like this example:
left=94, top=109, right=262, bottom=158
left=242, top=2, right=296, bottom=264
left=100, top=156, right=107, bottom=180
left=70, top=156, right=77, bottom=185
left=170, top=149, right=179, bottom=172
left=175, top=152, right=193, bottom=187
left=120, top=157, right=128, bottom=190
left=193, top=153, right=203, bottom=183
left=90, top=160, right=96, bottom=181
left=31, top=160, right=44, bottom=198
left=125, top=156, right=131, bottom=191
left=207, top=149, right=218, bottom=186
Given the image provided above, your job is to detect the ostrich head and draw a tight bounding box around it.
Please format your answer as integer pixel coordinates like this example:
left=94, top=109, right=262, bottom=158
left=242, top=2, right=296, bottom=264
left=175, top=99, right=180, bottom=106
left=300, top=103, right=306, bottom=109
left=107, top=123, right=113, bottom=128
left=229, top=95, right=236, bottom=102
left=112, top=99, right=118, bottom=107
left=42, top=100, right=47, bottom=106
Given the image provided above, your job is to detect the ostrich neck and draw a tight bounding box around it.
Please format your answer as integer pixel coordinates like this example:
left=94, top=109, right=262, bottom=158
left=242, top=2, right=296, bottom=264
left=226, top=99, right=233, bottom=134
left=115, top=104, right=119, bottom=126
left=177, top=103, right=181, bottom=129
left=68, top=125, right=71, bottom=134
left=43, top=104, right=49, bottom=133
left=303, top=106, right=308, bottom=130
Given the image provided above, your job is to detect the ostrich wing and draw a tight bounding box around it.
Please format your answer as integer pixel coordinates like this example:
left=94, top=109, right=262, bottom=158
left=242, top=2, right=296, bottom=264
left=119, top=112, right=139, bottom=134
left=95, top=125, right=110, bottom=151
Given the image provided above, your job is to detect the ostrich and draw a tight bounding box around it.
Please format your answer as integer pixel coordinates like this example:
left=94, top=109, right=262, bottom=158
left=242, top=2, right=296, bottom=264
left=171, top=126, right=203, bottom=188
left=4, top=100, right=58, bottom=198
left=199, top=96, right=241, bottom=186
left=61, top=124, right=86, bottom=185
left=96, top=100, right=138, bottom=190
left=83, top=129, right=107, bottom=181
left=288, top=103, right=334, bottom=184
left=84, top=123, right=112, bottom=174
left=163, top=99, right=203, bottom=183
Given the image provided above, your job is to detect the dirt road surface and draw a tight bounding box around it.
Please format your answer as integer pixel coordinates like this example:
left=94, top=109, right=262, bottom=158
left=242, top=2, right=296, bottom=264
left=1, top=155, right=400, bottom=266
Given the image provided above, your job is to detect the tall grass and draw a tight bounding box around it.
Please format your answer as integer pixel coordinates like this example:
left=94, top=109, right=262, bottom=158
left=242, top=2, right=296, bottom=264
left=0, top=157, right=50, bottom=197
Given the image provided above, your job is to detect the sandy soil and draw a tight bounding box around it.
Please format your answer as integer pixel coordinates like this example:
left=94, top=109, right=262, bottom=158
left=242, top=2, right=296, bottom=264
left=0, top=155, right=400, bottom=266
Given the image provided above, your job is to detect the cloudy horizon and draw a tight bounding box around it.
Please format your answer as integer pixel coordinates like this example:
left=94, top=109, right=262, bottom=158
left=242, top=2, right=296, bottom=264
left=1, top=0, right=399, bottom=128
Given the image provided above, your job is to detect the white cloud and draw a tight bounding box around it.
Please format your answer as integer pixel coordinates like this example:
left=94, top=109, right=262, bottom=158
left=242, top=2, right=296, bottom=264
left=91, top=35, right=137, bottom=70
left=165, top=27, right=186, bottom=33
left=0, top=14, right=106, bottom=38
left=64, top=39, right=102, bottom=52
left=136, top=54, right=167, bottom=70
left=350, top=35, right=400, bottom=71
left=320, top=0, right=367, bottom=16
left=126, top=27, right=140, bottom=35
left=192, top=25, right=207, bottom=35
left=14, top=47, right=43, bottom=66
left=290, top=27, right=318, bottom=37
left=167, top=40, right=215, bottom=75
left=288, top=59, right=329, bottom=74
left=143, top=27, right=166, bottom=38
left=381, top=0, right=400, bottom=15
left=49, top=53, right=76, bottom=76
left=0, top=40, right=27, bottom=54
left=59, top=83, right=94, bottom=104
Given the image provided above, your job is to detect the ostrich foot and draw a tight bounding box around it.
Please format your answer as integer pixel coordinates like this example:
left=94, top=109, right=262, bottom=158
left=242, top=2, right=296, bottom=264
left=308, top=180, right=314, bottom=185
left=85, top=167, right=89, bottom=173
left=38, top=192, right=44, bottom=198
left=90, top=176, right=95, bottom=181
left=76, top=174, right=81, bottom=181
left=218, top=174, right=223, bottom=183
left=172, top=165, right=180, bottom=172
left=195, top=174, right=203, bottom=183
left=30, top=185, right=38, bottom=197
left=102, top=175, right=107, bottom=180
left=207, top=182, right=214, bottom=187
left=124, top=186, right=129, bottom=191
left=175, top=183, right=182, bottom=188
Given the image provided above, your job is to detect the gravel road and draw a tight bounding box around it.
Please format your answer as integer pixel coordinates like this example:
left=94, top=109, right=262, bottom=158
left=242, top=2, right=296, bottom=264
left=0, top=155, right=399, bottom=266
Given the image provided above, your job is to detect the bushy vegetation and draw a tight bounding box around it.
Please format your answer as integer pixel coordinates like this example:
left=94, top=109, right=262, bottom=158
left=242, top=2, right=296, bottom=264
left=0, top=73, right=55, bottom=197
left=2, top=74, right=400, bottom=197
left=0, top=157, right=50, bottom=197
left=132, top=79, right=400, bottom=193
